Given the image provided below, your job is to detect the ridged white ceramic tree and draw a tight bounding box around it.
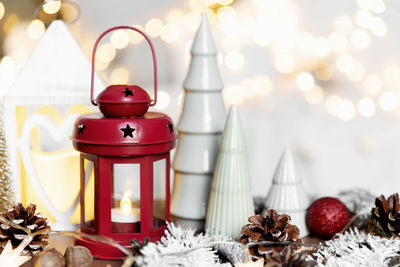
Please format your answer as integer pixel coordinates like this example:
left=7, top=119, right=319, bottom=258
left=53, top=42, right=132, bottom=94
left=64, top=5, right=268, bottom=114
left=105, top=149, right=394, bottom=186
left=171, top=13, right=226, bottom=220
left=264, top=149, right=310, bottom=236
left=205, top=106, right=254, bottom=239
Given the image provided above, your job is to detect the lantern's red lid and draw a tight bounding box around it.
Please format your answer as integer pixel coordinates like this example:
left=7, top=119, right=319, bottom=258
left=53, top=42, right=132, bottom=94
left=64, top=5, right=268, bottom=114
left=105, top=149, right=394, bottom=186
left=72, top=112, right=177, bottom=146
left=96, top=84, right=152, bottom=117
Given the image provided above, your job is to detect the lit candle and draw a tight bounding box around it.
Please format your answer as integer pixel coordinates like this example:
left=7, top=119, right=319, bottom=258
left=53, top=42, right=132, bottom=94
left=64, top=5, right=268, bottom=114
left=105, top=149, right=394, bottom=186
left=111, top=192, right=140, bottom=223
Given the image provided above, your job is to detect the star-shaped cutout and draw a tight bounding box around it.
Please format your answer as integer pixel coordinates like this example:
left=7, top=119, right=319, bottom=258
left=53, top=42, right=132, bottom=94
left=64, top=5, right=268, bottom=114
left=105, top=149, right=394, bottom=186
left=122, top=88, right=134, bottom=97
left=78, top=123, right=86, bottom=135
left=120, top=124, right=135, bottom=138
left=168, top=122, right=174, bottom=133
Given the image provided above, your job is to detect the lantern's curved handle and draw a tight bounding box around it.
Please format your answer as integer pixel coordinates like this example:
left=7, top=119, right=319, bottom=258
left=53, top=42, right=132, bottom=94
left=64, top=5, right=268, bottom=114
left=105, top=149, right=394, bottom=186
left=90, top=26, right=158, bottom=106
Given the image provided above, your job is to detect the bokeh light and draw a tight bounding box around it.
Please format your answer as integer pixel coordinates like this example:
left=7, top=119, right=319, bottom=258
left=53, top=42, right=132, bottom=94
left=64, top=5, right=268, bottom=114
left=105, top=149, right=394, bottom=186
left=225, top=51, right=245, bottom=71
left=160, top=24, right=180, bottom=43
left=109, top=67, right=130, bottom=84
left=363, top=74, right=382, bottom=94
left=337, top=99, right=355, bottom=121
left=358, top=97, right=376, bottom=117
left=27, top=19, right=45, bottom=40
left=296, top=72, right=315, bottom=92
left=275, top=54, right=295, bottom=74
left=145, top=18, right=164, bottom=37
left=0, top=3, right=5, bottom=20
left=110, top=30, right=129, bottom=49
left=350, top=29, right=370, bottom=49
left=379, top=91, right=397, bottom=111
left=43, top=0, right=61, bottom=14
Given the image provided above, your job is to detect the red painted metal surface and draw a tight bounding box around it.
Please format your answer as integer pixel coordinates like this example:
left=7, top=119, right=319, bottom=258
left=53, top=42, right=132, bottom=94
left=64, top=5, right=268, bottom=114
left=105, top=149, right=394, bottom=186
left=72, top=112, right=176, bottom=147
left=96, top=85, right=152, bottom=117
left=72, top=26, right=177, bottom=260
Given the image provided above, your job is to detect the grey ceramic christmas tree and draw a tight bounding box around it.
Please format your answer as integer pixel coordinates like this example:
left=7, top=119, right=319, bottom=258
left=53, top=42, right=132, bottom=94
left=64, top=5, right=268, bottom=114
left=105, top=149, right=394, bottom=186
left=171, top=13, right=226, bottom=220
left=264, top=149, right=310, bottom=236
left=205, top=106, right=254, bottom=239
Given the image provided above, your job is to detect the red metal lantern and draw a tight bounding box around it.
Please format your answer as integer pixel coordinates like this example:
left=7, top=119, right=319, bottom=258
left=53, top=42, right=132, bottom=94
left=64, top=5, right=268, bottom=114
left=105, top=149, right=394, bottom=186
left=71, top=26, right=177, bottom=260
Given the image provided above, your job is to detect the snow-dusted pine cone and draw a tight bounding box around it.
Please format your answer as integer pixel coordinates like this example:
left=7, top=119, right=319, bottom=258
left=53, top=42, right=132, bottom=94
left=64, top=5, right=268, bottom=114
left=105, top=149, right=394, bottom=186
left=265, top=245, right=317, bottom=267
left=371, top=193, right=400, bottom=237
left=0, top=203, right=50, bottom=255
left=239, top=209, right=301, bottom=261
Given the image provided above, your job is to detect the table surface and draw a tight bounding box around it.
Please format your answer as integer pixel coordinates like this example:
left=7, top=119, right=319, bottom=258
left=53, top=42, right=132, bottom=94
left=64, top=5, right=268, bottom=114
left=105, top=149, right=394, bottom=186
left=23, top=235, right=322, bottom=267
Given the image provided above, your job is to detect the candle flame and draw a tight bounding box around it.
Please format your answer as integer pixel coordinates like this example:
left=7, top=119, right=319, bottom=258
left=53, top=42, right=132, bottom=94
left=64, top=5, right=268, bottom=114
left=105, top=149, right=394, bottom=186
left=120, top=192, right=132, bottom=214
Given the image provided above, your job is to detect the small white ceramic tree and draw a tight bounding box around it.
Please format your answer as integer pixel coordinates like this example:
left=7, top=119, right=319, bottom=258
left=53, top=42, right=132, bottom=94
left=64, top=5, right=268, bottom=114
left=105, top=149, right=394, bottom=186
left=264, top=149, right=310, bottom=236
left=171, top=13, right=226, bottom=220
left=205, top=105, right=254, bottom=239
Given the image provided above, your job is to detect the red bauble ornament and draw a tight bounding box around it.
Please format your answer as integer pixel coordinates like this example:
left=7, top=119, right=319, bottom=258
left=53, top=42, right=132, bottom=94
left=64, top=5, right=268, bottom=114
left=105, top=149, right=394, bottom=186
left=306, top=197, right=350, bottom=239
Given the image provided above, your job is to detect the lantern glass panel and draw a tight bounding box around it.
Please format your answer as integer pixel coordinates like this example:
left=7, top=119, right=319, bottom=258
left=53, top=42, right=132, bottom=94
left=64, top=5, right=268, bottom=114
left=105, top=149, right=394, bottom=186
left=111, top=163, right=141, bottom=228
left=153, top=158, right=166, bottom=228
left=83, top=158, right=95, bottom=230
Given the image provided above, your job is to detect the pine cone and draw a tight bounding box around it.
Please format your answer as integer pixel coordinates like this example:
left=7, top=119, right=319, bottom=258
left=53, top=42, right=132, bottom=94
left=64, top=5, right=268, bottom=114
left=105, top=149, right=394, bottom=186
left=371, top=193, right=400, bottom=237
left=239, top=209, right=302, bottom=261
left=0, top=203, right=50, bottom=255
left=265, top=246, right=317, bottom=267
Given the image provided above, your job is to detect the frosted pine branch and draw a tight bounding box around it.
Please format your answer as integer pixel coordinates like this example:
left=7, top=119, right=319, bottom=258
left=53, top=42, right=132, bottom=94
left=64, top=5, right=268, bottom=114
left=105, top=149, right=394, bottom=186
left=136, top=223, right=235, bottom=267
left=316, top=228, right=400, bottom=267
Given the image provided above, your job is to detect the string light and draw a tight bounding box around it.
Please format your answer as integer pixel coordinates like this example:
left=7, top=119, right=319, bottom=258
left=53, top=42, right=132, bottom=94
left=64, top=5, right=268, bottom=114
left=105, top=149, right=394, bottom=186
left=383, top=65, right=400, bottom=88
left=329, top=32, right=348, bottom=52
left=0, top=2, right=5, bottom=20
left=337, top=99, right=355, bottom=121
left=160, top=24, right=180, bottom=43
left=43, top=0, right=61, bottom=14
left=275, top=54, right=295, bottom=74
left=370, top=0, right=386, bottom=13
left=358, top=97, right=375, bottom=117
left=109, top=67, right=130, bottom=84
left=27, top=19, right=45, bottom=39
left=297, top=32, right=315, bottom=57
left=223, top=84, right=245, bottom=105
left=110, top=30, right=129, bottom=49
left=304, top=85, right=324, bottom=104
left=217, top=0, right=234, bottom=5
left=129, top=24, right=144, bottom=44
left=326, top=95, right=342, bottom=115
left=183, top=12, right=201, bottom=31
left=379, top=91, right=397, bottom=111
left=347, top=62, right=365, bottom=81
left=145, top=18, right=164, bottom=37
left=369, top=17, right=387, bottom=36
left=336, top=53, right=354, bottom=73
left=335, top=16, right=354, bottom=35
left=166, top=9, right=185, bottom=25
left=363, top=74, right=382, bottom=94
left=0, top=0, right=391, bottom=120
left=296, top=72, right=314, bottom=92
left=314, top=37, right=331, bottom=57
left=355, top=9, right=373, bottom=29
left=97, top=43, right=116, bottom=63
left=350, top=29, right=370, bottom=49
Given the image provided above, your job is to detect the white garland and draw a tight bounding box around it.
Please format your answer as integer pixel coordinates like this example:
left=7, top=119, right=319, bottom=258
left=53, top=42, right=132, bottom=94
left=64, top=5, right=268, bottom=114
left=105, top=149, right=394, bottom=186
left=135, top=223, right=240, bottom=267
left=316, top=228, right=400, bottom=267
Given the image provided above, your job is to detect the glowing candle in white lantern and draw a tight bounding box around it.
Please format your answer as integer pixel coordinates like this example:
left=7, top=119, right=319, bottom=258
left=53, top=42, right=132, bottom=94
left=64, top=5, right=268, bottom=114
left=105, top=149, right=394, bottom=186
left=111, top=192, right=140, bottom=223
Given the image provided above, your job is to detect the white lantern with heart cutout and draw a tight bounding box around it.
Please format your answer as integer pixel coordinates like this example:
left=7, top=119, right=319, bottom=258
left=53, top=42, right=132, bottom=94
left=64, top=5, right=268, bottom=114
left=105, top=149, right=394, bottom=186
left=2, top=20, right=104, bottom=230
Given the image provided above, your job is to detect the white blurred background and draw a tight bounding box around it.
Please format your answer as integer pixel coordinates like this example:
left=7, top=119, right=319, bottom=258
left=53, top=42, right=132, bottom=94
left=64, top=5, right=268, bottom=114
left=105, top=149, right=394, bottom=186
left=1, top=0, right=400, bottom=198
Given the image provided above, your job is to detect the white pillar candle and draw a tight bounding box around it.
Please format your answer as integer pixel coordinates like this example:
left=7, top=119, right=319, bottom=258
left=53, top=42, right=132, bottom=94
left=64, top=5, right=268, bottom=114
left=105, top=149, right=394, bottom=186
left=111, top=207, right=140, bottom=223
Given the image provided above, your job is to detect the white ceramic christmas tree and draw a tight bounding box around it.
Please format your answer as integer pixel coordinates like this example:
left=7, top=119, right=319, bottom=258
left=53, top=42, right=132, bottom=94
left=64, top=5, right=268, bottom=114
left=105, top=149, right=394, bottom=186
left=171, top=13, right=226, bottom=220
left=205, top=106, right=254, bottom=239
left=264, top=149, right=310, bottom=236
